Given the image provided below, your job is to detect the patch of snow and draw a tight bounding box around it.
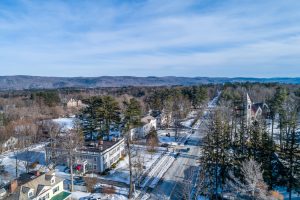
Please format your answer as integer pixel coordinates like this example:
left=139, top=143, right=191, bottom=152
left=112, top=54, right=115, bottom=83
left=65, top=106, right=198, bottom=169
left=52, top=117, right=75, bottom=131
left=0, top=143, right=47, bottom=185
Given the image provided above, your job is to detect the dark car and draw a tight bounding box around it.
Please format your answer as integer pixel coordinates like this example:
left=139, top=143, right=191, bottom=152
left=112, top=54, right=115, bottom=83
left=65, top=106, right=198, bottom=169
left=161, top=143, right=169, bottom=147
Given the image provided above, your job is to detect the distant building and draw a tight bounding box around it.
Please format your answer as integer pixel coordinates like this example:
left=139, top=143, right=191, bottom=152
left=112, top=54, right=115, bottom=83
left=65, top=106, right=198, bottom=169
left=130, top=115, right=157, bottom=139
left=66, top=99, right=84, bottom=108
left=7, top=171, right=70, bottom=200
left=245, top=93, right=269, bottom=126
left=46, top=138, right=125, bottom=173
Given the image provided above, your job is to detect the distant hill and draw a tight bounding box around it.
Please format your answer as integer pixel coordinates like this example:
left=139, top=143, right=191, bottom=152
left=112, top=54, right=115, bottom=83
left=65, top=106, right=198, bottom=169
left=0, top=76, right=299, bottom=90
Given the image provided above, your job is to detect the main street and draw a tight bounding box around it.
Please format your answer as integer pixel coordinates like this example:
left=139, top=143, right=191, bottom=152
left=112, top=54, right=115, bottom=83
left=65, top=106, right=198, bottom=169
left=149, top=93, right=220, bottom=200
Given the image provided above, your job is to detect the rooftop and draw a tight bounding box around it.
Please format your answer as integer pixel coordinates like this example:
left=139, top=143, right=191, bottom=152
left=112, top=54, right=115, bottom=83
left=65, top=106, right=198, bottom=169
left=51, top=191, right=71, bottom=200
left=6, top=171, right=64, bottom=200
left=79, top=138, right=124, bottom=153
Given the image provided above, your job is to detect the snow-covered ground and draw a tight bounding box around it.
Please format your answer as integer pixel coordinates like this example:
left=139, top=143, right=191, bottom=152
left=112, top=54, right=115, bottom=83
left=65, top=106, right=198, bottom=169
left=100, top=146, right=163, bottom=185
left=71, top=184, right=129, bottom=200
left=52, top=117, right=75, bottom=131
left=0, top=143, right=47, bottom=185
left=266, top=119, right=300, bottom=146
left=180, top=110, right=198, bottom=128
left=181, top=119, right=194, bottom=128
left=157, top=129, right=176, bottom=144
left=157, top=129, right=191, bottom=145
left=275, top=187, right=300, bottom=200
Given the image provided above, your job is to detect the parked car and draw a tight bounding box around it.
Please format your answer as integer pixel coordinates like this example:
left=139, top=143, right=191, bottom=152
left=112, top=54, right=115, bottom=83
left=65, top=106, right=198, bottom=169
left=161, top=143, right=169, bottom=147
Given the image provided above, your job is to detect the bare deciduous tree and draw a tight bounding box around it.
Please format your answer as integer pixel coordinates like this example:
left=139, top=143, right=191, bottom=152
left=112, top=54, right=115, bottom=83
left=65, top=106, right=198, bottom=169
left=62, top=119, right=83, bottom=192
left=228, top=159, right=269, bottom=200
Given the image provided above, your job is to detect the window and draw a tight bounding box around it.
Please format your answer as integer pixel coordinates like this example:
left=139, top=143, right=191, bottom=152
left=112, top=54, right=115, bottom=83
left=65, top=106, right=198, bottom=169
left=38, top=193, right=49, bottom=200
left=94, top=157, right=97, bottom=162
left=28, top=191, right=33, bottom=198
left=53, top=186, right=59, bottom=194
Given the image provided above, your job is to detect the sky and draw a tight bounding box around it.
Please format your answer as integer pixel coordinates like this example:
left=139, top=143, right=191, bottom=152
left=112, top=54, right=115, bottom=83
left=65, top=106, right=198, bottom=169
left=0, top=0, right=300, bottom=77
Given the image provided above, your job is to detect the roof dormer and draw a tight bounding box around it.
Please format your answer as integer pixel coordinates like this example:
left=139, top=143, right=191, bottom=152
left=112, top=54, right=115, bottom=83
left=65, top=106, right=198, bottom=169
left=45, top=174, right=56, bottom=185
left=51, top=176, right=55, bottom=185
left=28, top=188, right=34, bottom=198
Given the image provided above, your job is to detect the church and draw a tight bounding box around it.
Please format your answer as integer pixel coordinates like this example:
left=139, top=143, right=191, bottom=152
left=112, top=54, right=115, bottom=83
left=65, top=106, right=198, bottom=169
left=245, top=93, right=269, bottom=126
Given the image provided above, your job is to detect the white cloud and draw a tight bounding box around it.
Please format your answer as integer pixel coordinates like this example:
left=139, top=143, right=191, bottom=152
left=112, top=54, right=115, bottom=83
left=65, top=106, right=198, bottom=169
left=0, top=0, right=299, bottom=77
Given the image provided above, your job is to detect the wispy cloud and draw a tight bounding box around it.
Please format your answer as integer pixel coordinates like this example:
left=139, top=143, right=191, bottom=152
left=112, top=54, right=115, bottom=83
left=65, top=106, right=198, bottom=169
left=0, top=0, right=299, bottom=77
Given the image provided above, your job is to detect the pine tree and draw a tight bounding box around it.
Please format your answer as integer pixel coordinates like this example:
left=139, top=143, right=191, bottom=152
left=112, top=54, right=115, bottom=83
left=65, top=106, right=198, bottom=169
left=278, top=95, right=300, bottom=200
left=259, top=123, right=276, bottom=189
left=81, top=97, right=103, bottom=139
left=248, top=121, right=263, bottom=160
left=201, top=110, right=231, bottom=198
left=97, top=96, right=120, bottom=136
left=272, top=87, right=288, bottom=150
left=81, top=96, right=121, bottom=139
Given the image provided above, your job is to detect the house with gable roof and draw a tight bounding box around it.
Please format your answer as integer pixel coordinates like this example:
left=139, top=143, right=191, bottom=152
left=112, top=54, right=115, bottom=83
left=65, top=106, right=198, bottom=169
left=7, top=171, right=70, bottom=200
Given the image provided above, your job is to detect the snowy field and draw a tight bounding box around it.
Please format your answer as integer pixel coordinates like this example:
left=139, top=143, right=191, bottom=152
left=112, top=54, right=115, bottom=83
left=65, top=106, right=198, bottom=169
left=52, top=117, right=75, bottom=131
left=0, top=144, right=47, bottom=185
left=71, top=184, right=128, bottom=200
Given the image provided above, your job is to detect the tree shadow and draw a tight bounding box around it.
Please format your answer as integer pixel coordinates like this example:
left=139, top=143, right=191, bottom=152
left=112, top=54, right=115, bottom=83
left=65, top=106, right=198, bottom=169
left=11, top=151, right=45, bottom=164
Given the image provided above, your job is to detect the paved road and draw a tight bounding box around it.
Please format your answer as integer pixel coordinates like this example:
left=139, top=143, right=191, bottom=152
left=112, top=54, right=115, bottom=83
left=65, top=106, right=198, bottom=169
left=148, top=93, right=220, bottom=200
left=150, top=126, right=205, bottom=199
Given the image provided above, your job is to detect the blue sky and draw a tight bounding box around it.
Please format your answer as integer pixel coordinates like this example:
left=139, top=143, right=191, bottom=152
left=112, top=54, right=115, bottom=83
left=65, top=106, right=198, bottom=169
left=0, top=0, right=300, bottom=77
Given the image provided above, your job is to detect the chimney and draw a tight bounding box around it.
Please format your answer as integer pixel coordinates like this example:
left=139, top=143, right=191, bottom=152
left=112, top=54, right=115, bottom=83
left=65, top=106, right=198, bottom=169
left=10, top=180, right=18, bottom=193
left=34, top=170, right=40, bottom=177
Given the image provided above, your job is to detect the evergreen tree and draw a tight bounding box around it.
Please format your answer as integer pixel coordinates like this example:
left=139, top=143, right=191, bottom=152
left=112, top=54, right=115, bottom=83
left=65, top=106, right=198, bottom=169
left=248, top=121, right=262, bottom=160
left=279, top=104, right=300, bottom=200
left=268, top=87, right=287, bottom=144
left=201, top=110, right=231, bottom=198
left=81, top=95, right=121, bottom=139
left=258, top=123, right=276, bottom=189
left=81, top=97, right=103, bottom=139
left=97, top=96, right=120, bottom=136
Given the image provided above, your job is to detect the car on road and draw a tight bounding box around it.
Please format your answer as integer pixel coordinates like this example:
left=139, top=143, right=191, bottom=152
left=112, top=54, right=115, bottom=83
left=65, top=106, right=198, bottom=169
left=175, top=152, right=180, bottom=158
left=161, top=143, right=169, bottom=147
